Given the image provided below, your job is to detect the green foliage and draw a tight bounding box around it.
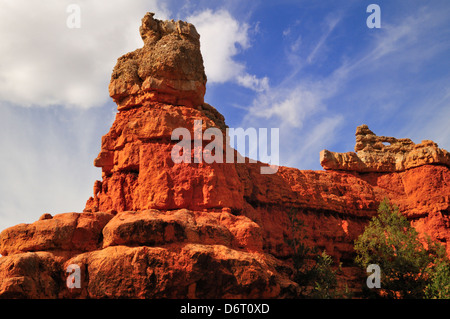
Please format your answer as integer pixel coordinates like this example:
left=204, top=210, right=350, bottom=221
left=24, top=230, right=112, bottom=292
left=355, top=198, right=450, bottom=299
left=425, top=259, right=450, bottom=298
left=423, top=241, right=450, bottom=299
left=309, top=251, right=349, bottom=299
left=286, top=208, right=350, bottom=298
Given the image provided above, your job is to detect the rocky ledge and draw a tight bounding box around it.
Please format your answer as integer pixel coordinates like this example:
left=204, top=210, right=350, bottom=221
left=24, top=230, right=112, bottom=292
left=321, top=124, right=450, bottom=172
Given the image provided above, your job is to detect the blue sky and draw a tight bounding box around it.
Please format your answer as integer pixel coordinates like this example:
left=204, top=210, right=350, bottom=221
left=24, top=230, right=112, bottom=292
left=1, top=0, right=449, bottom=231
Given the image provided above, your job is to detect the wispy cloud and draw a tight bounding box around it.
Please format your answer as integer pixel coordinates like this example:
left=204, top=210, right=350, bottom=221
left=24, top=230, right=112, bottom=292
left=240, top=75, right=344, bottom=169
left=244, top=83, right=325, bottom=128
left=187, top=9, right=269, bottom=92
left=236, top=74, right=269, bottom=92
left=334, top=5, right=450, bottom=81
left=306, top=14, right=341, bottom=64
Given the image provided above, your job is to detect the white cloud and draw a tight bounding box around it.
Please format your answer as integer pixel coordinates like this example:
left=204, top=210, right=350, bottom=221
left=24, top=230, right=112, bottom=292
left=245, top=84, right=325, bottom=128
left=236, top=73, right=269, bottom=92
left=0, top=0, right=169, bottom=108
left=187, top=9, right=268, bottom=91
left=0, top=4, right=268, bottom=108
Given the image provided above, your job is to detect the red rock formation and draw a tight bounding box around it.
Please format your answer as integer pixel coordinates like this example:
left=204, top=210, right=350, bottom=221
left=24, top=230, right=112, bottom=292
left=109, top=12, right=207, bottom=111
left=1, top=13, right=450, bottom=299
left=320, top=124, right=450, bottom=172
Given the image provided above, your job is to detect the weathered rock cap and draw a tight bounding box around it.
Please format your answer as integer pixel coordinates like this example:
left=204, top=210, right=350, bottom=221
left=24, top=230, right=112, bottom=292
left=321, top=124, right=450, bottom=172
left=109, top=12, right=207, bottom=111
left=139, top=12, right=200, bottom=44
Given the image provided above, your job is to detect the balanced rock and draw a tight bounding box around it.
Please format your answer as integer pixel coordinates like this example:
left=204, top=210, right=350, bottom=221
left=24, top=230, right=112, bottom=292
left=109, top=12, right=207, bottom=111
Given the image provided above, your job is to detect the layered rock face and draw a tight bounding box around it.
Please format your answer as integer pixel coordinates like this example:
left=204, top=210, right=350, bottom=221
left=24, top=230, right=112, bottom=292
left=1, top=13, right=450, bottom=299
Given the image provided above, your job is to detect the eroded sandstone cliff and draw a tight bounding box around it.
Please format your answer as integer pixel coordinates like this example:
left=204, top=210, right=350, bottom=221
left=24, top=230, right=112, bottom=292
left=1, top=13, right=449, bottom=299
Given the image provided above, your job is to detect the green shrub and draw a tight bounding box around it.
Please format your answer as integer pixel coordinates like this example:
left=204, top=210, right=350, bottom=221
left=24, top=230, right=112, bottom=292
left=355, top=198, right=450, bottom=299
